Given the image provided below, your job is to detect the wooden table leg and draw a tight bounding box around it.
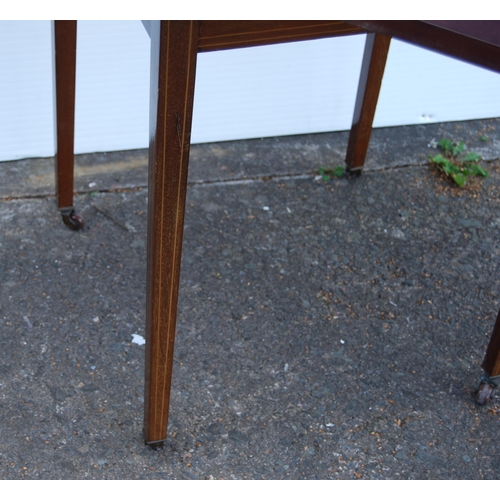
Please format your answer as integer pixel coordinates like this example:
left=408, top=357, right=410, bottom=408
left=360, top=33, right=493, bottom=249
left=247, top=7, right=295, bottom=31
left=144, top=21, right=199, bottom=446
left=476, top=307, right=500, bottom=404
left=52, top=20, right=84, bottom=230
left=345, top=33, right=391, bottom=171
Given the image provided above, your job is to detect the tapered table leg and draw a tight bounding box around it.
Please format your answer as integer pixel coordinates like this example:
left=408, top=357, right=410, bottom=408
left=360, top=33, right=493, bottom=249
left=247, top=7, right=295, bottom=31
left=144, top=21, right=199, bottom=446
left=345, top=33, right=391, bottom=171
left=52, top=20, right=84, bottom=230
left=476, top=307, right=500, bottom=404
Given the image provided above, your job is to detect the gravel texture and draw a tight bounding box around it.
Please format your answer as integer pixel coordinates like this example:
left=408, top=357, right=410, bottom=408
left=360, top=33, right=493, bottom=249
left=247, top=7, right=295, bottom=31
left=1, top=119, right=500, bottom=479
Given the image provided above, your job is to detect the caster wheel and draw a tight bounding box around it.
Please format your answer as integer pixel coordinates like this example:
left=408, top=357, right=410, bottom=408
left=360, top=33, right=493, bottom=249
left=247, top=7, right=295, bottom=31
left=61, top=209, right=84, bottom=231
left=476, top=381, right=495, bottom=406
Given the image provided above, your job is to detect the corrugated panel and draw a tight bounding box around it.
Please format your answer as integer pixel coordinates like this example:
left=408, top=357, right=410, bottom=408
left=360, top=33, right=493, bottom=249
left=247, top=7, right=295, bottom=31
left=73, top=20, right=150, bottom=155
left=0, top=21, right=499, bottom=163
left=192, top=35, right=366, bottom=143
left=375, top=38, right=500, bottom=127
left=0, top=21, right=54, bottom=161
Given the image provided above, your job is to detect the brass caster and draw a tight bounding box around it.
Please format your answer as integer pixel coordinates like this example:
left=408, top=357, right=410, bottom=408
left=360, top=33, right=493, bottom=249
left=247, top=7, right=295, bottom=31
left=60, top=208, right=84, bottom=231
left=475, top=374, right=499, bottom=406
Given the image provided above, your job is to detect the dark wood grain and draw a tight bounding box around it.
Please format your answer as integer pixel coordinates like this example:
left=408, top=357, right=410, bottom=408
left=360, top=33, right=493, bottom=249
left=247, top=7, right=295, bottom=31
left=425, top=21, right=500, bottom=48
left=482, top=308, right=500, bottom=377
left=143, top=20, right=199, bottom=445
left=198, top=21, right=364, bottom=52
left=349, top=21, right=500, bottom=74
left=52, top=21, right=77, bottom=210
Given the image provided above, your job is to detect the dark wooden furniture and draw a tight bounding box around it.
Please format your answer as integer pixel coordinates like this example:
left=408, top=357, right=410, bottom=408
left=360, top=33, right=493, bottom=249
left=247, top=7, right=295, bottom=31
left=51, top=20, right=500, bottom=445
left=52, top=21, right=84, bottom=230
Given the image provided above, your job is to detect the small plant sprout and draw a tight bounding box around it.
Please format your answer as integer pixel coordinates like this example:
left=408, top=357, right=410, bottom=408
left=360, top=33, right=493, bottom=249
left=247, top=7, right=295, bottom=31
left=318, top=165, right=346, bottom=181
left=428, top=138, right=487, bottom=187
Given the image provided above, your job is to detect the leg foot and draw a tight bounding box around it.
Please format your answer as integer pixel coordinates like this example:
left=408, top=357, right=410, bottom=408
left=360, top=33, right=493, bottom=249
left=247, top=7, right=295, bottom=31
left=60, top=208, right=84, bottom=231
left=475, top=374, right=499, bottom=405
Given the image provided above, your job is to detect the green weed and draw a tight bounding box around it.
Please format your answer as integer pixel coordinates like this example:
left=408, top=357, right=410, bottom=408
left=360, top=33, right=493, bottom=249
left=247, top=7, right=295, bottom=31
left=318, top=165, right=346, bottom=181
left=429, top=138, right=487, bottom=187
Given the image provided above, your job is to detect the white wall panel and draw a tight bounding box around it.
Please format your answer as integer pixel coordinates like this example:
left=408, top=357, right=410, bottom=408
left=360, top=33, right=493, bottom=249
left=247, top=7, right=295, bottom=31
left=191, top=35, right=366, bottom=143
left=73, top=21, right=150, bottom=155
left=375, top=39, right=500, bottom=127
left=0, top=21, right=499, bottom=163
left=0, top=21, right=53, bottom=161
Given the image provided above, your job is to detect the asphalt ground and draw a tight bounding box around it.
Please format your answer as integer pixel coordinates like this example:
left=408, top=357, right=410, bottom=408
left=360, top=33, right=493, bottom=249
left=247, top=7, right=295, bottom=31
left=1, top=118, right=500, bottom=480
